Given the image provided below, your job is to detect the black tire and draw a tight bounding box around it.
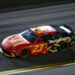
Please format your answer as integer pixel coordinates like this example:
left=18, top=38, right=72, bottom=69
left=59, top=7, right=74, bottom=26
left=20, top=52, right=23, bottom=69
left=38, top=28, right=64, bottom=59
left=20, top=49, right=30, bottom=57
left=58, top=41, right=70, bottom=52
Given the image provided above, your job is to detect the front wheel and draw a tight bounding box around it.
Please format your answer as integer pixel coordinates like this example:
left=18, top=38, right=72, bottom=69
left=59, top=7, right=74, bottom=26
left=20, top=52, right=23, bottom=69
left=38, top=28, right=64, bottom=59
left=58, top=41, right=70, bottom=52
left=20, top=49, right=30, bottom=58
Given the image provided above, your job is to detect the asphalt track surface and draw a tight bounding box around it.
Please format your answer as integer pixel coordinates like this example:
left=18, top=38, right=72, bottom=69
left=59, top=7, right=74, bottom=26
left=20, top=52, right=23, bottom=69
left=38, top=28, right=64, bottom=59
left=0, top=3, right=75, bottom=73
left=12, top=63, right=75, bottom=75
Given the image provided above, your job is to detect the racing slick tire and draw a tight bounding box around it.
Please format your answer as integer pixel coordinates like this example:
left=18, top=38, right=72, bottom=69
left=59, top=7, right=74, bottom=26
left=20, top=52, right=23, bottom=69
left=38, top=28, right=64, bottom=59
left=58, top=41, right=70, bottom=52
left=20, top=49, right=30, bottom=57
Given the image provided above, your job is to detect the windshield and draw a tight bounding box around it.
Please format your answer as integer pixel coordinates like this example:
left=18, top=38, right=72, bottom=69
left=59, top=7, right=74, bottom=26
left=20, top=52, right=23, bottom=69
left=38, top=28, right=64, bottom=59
left=21, top=30, right=38, bottom=42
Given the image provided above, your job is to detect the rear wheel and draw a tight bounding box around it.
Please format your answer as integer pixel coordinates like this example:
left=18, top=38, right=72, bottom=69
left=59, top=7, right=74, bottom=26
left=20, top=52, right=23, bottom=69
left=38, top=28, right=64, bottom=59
left=20, top=49, right=30, bottom=57
left=58, top=41, right=70, bottom=52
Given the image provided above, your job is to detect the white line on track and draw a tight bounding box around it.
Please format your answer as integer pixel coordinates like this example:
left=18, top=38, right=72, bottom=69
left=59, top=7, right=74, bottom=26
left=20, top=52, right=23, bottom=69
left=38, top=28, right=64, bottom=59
left=0, top=68, right=44, bottom=75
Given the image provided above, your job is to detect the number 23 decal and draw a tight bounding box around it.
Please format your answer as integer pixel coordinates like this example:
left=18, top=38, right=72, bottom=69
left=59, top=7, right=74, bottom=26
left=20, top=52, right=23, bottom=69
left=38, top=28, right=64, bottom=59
left=32, top=44, right=44, bottom=53
left=32, top=43, right=54, bottom=53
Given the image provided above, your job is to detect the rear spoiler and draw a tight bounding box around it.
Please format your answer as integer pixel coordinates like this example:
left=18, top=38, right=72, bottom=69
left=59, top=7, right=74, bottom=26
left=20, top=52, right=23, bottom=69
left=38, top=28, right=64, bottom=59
left=62, top=25, right=75, bottom=45
left=62, top=24, right=75, bottom=34
left=50, top=24, right=75, bottom=34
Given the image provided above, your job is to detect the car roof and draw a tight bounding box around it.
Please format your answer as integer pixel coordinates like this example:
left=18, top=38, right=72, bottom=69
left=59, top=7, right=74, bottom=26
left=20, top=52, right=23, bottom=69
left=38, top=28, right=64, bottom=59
left=30, top=25, right=57, bottom=35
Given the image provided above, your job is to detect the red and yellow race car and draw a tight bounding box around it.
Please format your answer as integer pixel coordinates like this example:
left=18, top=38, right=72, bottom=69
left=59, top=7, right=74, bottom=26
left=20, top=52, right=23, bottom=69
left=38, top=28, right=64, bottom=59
left=1, top=25, right=75, bottom=57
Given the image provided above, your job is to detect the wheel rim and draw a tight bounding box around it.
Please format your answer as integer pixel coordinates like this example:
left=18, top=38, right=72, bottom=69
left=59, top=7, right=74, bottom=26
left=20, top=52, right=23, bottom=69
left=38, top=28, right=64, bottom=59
left=61, top=42, right=67, bottom=49
left=59, top=42, right=69, bottom=52
left=20, top=49, right=29, bottom=57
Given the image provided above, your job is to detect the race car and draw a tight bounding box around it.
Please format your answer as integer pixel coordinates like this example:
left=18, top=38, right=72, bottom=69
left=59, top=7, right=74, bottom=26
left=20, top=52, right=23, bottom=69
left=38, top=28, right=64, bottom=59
left=1, top=25, right=75, bottom=57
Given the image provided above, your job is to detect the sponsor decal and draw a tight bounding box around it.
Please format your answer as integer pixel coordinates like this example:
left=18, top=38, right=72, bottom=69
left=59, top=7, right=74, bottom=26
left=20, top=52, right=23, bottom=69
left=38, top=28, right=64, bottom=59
left=35, top=27, right=48, bottom=34
left=8, top=36, right=16, bottom=40
left=13, top=42, right=24, bottom=47
left=32, top=37, right=71, bottom=53
left=49, top=37, right=71, bottom=44
left=11, top=38, right=22, bottom=43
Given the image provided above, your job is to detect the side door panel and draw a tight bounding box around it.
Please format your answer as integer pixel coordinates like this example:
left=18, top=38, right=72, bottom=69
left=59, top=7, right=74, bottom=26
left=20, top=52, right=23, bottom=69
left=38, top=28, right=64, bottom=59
left=32, top=42, right=45, bottom=53
left=30, top=36, right=48, bottom=55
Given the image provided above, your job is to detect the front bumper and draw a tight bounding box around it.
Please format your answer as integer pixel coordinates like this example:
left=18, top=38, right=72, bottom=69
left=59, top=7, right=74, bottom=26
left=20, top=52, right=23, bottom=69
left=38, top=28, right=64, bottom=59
left=2, top=48, right=16, bottom=57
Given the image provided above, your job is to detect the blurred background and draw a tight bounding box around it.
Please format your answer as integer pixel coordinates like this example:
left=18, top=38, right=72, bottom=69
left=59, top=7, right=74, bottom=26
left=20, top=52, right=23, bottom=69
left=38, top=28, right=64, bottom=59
left=0, top=0, right=75, bottom=11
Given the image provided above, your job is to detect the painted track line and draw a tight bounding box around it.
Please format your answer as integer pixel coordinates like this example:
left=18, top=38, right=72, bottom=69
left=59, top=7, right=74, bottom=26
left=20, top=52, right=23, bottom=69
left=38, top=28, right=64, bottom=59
left=0, top=62, right=75, bottom=75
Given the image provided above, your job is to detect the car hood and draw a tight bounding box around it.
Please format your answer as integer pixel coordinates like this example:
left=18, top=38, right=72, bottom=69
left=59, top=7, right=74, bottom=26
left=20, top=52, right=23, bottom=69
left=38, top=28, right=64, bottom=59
left=6, top=34, right=30, bottom=46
